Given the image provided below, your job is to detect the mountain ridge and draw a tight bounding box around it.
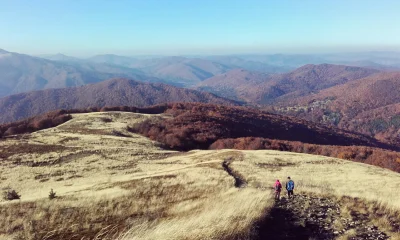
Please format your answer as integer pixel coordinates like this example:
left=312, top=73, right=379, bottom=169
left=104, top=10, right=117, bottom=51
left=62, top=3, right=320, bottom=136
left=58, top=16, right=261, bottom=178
left=0, top=78, right=238, bottom=123
left=0, top=50, right=168, bottom=97
left=272, top=71, right=400, bottom=144
left=196, top=64, right=379, bottom=104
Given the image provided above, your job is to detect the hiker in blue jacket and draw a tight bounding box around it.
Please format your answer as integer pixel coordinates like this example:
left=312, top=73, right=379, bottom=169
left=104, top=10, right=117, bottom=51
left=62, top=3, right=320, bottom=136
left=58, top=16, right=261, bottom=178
left=286, top=176, right=295, bottom=199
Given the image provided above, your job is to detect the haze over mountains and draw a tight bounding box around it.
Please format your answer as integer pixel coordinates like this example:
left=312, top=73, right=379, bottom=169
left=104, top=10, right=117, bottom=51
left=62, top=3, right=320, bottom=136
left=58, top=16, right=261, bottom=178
left=2, top=48, right=400, bottom=146
left=2, top=48, right=400, bottom=98
left=0, top=49, right=169, bottom=98
left=197, top=64, right=379, bottom=104
left=0, top=78, right=237, bottom=123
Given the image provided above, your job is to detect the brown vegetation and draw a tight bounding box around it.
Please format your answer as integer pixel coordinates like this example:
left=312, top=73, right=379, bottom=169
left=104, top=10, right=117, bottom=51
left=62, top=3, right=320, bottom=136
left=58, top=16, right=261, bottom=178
left=0, top=111, right=73, bottom=138
left=123, top=103, right=400, bottom=172
left=1, top=111, right=400, bottom=239
left=273, top=72, right=400, bottom=144
left=0, top=78, right=238, bottom=123
left=197, top=64, right=378, bottom=104
left=210, top=137, right=400, bottom=172
left=2, top=102, right=399, bottom=173
left=3, top=189, right=21, bottom=201
left=0, top=105, right=170, bottom=138
left=129, top=103, right=394, bottom=151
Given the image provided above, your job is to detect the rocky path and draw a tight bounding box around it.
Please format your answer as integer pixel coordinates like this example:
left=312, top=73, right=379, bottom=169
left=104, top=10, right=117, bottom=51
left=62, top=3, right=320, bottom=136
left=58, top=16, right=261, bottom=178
left=254, top=194, right=390, bottom=240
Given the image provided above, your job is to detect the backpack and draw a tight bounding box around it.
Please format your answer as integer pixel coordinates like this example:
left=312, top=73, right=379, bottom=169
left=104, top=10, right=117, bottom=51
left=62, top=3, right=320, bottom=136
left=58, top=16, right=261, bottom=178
left=275, top=182, right=282, bottom=191
left=287, top=180, right=294, bottom=190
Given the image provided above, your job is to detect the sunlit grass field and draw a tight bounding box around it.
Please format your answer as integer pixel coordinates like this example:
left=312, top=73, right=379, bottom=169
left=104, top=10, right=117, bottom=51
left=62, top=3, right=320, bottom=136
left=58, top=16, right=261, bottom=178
left=0, top=112, right=399, bottom=239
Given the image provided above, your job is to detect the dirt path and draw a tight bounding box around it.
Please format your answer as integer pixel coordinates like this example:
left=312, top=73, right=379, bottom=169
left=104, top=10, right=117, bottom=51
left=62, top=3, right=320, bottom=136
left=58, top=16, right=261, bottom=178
left=254, top=194, right=390, bottom=240
left=222, top=159, right=247, bottom=188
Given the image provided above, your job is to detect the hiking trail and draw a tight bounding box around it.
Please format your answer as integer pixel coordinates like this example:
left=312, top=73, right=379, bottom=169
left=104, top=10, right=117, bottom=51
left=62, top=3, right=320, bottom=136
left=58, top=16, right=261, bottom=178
left=254, top=194, right=390, bottom=240
left=222, top=159, right=247, bottom=188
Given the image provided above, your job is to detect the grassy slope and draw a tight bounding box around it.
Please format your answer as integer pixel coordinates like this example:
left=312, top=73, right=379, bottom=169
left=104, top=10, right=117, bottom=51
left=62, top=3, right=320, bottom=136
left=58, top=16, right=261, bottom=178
left=0, top=112, right=399, bottom=239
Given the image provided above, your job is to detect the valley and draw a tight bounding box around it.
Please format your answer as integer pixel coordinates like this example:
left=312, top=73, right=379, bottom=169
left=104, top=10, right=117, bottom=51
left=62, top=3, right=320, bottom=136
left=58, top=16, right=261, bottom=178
left=3, top=2, right=400, bottom=239
left=4, top=48, right=400, bottom=148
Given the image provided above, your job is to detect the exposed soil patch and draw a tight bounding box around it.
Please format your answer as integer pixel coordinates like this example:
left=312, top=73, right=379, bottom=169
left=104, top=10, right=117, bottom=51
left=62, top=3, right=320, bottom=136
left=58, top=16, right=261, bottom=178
left=254, top=194, right=390, bottom=240
left=61, top=127, right=109, bottom=135
left=111, top=130, right=131, bottom=138
left=9, top=150, right=90, bottom=167
left=59, top=137, right=80, bottom=144
left=0, top=143, right=72, bottom=159
left=255, top=160, right=298, bottom=172
left=34, top=170, right=66, bottom=181
left=106, top=161, right=137, bottom=171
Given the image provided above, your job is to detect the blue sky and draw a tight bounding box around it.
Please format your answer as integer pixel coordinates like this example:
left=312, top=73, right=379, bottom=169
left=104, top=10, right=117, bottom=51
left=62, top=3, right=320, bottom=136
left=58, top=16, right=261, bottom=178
left=0, top=0, right=399, bottom=56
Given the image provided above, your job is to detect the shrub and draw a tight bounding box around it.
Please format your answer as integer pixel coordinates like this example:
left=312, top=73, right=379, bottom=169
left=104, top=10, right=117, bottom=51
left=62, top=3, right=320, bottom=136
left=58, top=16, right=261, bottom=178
left=111, top=130, right=130, bottom=137
left=3, top=189, right=21, bottom=201
left=49, top=189, right=56, bottom=200
left=100, top=117, right=112, bottom=123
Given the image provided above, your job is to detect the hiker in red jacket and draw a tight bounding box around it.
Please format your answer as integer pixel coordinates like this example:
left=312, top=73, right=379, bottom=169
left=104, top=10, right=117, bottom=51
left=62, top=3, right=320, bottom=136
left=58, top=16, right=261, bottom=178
left=274, top=179, right=282, bottom=200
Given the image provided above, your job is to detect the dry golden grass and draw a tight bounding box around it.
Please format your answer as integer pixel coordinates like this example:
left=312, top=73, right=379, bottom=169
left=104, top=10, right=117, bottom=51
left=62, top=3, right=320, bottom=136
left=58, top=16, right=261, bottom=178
left=233, top=151, right=400, bottom=211
left=119, top=188, right=270, bottom=240
left=230, top=151, right=400, bottom=239
left=0, top=111, right=399, bottom=239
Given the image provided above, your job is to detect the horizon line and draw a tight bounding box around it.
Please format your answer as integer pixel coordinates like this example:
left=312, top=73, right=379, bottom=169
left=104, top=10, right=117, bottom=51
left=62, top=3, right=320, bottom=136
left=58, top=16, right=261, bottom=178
left=2, top=47, right=400, bottom=59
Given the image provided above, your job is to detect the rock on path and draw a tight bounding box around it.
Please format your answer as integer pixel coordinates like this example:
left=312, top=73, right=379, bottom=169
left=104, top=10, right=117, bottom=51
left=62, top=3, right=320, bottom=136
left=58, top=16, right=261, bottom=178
left=254, top=194, right=389, bottom=240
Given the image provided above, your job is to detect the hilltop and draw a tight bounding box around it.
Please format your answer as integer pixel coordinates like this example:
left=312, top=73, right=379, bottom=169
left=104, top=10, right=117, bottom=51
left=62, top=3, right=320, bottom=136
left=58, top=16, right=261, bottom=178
left=1, top=103, right=399, bottom=172
left=0, top=111, right=399, bottom=239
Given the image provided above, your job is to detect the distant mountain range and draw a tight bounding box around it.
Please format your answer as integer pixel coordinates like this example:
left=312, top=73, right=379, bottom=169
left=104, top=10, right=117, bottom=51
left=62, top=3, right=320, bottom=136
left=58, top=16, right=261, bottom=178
left=196, top=69, right=272, bottom=102
left=272, top=72, right=400, bottom=144
left=1, top=48, right=399, bottom=98
left=40, top=50, right=400, bottom=88
left=0, top=78, right=238, bottom=123
left=195, top=63, right=400, bottom=144
left=0, top=49, right=168, bottom=98
left=197, top=64, right=379, bottom=104
left=3, top=48, right=400, bottom=144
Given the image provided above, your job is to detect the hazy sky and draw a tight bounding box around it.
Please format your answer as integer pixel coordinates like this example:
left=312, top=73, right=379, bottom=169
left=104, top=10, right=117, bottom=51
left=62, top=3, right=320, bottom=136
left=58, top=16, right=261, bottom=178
left=0, top=0, right=399, bottom=56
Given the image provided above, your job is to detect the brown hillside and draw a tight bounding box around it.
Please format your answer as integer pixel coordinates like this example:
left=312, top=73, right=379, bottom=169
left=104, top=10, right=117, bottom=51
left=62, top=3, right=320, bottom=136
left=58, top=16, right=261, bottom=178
left=0, top=78, right=238, bottom=123
left=275, top=63, right=379, bottom=93
left=126, top=103, right=399, bottom=172
left=1, top=102, right=399, bottom=172
left=273, top=72, right=400, bottom=144
left=128, top=103, right=393, bottom=150
left=196, top=69, right=272, bottom=101
left=198, top=64, right=379, bottom=104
